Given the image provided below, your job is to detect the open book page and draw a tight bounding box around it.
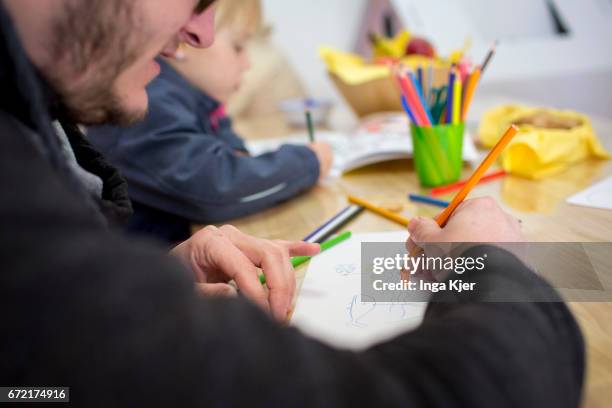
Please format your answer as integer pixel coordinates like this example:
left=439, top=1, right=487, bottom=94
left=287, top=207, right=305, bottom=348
left=247, top=114, right=479, bottom=178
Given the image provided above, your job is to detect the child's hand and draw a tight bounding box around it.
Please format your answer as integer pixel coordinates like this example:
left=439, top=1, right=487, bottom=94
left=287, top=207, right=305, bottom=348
left=171, top=225, right=320, bottom=321
left=308, top=142, right=333, bottom=180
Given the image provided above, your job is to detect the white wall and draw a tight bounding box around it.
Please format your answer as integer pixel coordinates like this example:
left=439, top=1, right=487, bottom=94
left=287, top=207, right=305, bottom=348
left=391, top=0, right=612, bottom=117
left=262, top=0, right=368, bottom=129
left=263, top=0, right=612, bottom=124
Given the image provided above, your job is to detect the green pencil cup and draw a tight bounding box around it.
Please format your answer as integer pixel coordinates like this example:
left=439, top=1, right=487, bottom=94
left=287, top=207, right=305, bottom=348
left=410, top=123, right=465, bottom=187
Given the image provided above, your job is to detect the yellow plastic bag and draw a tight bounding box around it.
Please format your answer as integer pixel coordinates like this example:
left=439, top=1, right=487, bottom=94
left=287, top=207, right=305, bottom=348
left=479, top=105, right=610, bottom=179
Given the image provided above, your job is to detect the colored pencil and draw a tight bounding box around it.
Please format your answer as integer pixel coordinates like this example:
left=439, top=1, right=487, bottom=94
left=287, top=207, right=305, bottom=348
left=417, top=66, right=424, bottom=91
left=445, top=69, right=455, bottom=124
left=430, top=170, right=507, bottom=196
left=462, top=66, right=482, bottom=121
left=427, top=64, right=433, bottom=105
left=305, top=110, right=315, bottom=142
left=401, top=95, right=419, bottom=125
left=452, top=72, right=462, bottom=124
left=409, top=72, right=434, bottom=125
left=439, top=106, right=447, bottom=125
left=435, top=125, right=519, bottom=227
left=348, top=195, right=410, bottom=226
left=430, top=86, right=447, bottom=125
left=408, top=193, right=450, bottom=208
left=395, top=73, right=421, bottom=125
left=291, top=231, right=353, bottom=269
left=260, top=231, right=354, bottom=284
left=303, top=205, right=364, bottom=243
left=481, top=41, right=497, bottom=74
left=398, top=72, right=430, bottom=126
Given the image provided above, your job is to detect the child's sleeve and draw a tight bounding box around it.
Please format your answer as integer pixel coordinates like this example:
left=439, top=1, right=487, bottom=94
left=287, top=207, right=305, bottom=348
left=89, top=87, right=321, bottom=224
left=214, top=116, right=249, bottom=153
left=177, top=142, right=321, bottom=223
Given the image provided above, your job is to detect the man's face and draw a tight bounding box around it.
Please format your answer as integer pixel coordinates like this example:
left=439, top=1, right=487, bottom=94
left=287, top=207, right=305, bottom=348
left=42, top=0, right=216, bottom=125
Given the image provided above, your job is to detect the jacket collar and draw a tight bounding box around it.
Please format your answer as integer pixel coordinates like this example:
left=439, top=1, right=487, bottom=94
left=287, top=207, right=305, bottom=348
left=0, top=3, right=132, bottom=227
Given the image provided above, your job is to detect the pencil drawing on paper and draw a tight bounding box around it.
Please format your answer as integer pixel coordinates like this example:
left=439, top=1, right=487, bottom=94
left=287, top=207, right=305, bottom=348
left=347, top=293, right=422, bottom=328
left=335, top=263, right=357, bottom=276
left=347, top=294, right=376, bottom=328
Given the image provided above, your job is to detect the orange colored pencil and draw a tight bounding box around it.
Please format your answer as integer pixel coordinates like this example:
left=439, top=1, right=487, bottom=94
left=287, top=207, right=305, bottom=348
left=435, top=125, right=519, bottom=227
left=348, top=195, right=410, bottom=227
left=461, top=66, right=482, bottom=121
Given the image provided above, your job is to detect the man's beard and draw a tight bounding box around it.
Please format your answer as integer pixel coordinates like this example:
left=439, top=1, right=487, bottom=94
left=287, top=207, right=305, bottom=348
left=42, top=0, right=147, bottom=126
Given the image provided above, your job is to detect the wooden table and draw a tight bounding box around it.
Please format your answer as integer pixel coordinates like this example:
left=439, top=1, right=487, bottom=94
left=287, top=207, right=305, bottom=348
left=198, top=112, right=612, bottom=407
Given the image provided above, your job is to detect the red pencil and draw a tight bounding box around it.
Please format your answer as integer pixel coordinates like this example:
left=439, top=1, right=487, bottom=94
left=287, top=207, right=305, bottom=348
left=398, top=72, right=430, bottom=126
left=430, top=170, right=507, bottom=196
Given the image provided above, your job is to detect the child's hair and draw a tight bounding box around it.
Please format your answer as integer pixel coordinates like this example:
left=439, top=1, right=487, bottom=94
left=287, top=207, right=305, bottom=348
left=215, top=0, right=262, bottom=34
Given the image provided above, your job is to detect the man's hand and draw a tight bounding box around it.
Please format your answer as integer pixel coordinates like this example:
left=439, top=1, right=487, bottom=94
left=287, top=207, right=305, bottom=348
left=172, top=225, right=320, bottom=321
left=308, top=141, right=333, bottom=181
left=405, top=198, right=524, bottom=279
left=407, top=197, right=523, bottom=251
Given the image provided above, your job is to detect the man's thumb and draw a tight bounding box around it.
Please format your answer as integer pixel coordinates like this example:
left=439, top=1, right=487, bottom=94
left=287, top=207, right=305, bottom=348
left=408, top=217, right=441, bottom=243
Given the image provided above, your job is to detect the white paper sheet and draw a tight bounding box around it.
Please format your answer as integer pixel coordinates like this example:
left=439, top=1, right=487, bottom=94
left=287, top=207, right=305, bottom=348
left=567, top=176, right=612, bottom=211
left=291, top=231, right=427, bottom=350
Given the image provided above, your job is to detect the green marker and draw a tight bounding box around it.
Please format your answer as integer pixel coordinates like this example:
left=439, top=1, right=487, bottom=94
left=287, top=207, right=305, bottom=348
left=259, top=231, right=352, bottom=285
left=305, top=109, right=315, bottom=143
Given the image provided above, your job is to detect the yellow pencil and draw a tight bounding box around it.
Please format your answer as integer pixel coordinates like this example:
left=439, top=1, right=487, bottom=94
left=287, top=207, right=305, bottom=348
left=462, top=66, right=481, bottom=121
left=347, top=195, right=410, bottom=227
left=452, top=70, right=462, bottom=124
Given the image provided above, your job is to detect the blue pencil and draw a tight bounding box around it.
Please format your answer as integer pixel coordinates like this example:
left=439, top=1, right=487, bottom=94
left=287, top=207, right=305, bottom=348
left=446, top=70, right=456, bottom=124
left=417, top=66, right=424, bottom=92
left=408, top=193, right=450, bottom=208
left=409, top=72, right=434, bottom=126
left=400, top=95, right=419, bottom=125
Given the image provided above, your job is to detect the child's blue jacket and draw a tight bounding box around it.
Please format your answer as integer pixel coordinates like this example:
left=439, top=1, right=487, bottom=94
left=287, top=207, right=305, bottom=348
left=88, top=59, right=319, bottom=243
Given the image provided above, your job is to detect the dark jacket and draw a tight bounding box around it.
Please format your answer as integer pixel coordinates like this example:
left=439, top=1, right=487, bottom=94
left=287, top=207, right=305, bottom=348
left=0, top=3, right=584, bottom=407
left=88, top=59, right=320, bottom=243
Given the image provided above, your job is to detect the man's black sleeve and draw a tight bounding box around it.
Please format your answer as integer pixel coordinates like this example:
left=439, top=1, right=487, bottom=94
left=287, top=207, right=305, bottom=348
left=1, top=115, right=584, bottom=407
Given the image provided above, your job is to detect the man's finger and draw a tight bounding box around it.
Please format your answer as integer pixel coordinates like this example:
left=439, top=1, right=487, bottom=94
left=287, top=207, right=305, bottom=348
left=407, top=216, right=442, bottom=245
left=207, top=237, right=270, bottom=313
left=259, top=244, right=294, bottom=321
left=218, top=226, right=294, bottom=321
left=196, top=283, right=238, bottom=297
left=279, top=241, right=321, bottom=257
left=406, top=236, right=419, bottom=254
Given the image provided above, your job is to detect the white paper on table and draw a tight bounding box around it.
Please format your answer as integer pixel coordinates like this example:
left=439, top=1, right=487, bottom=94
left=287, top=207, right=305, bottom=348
left=566, top=176, right=612, bottom=211
left=291, top=231, right=427, bottom=350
